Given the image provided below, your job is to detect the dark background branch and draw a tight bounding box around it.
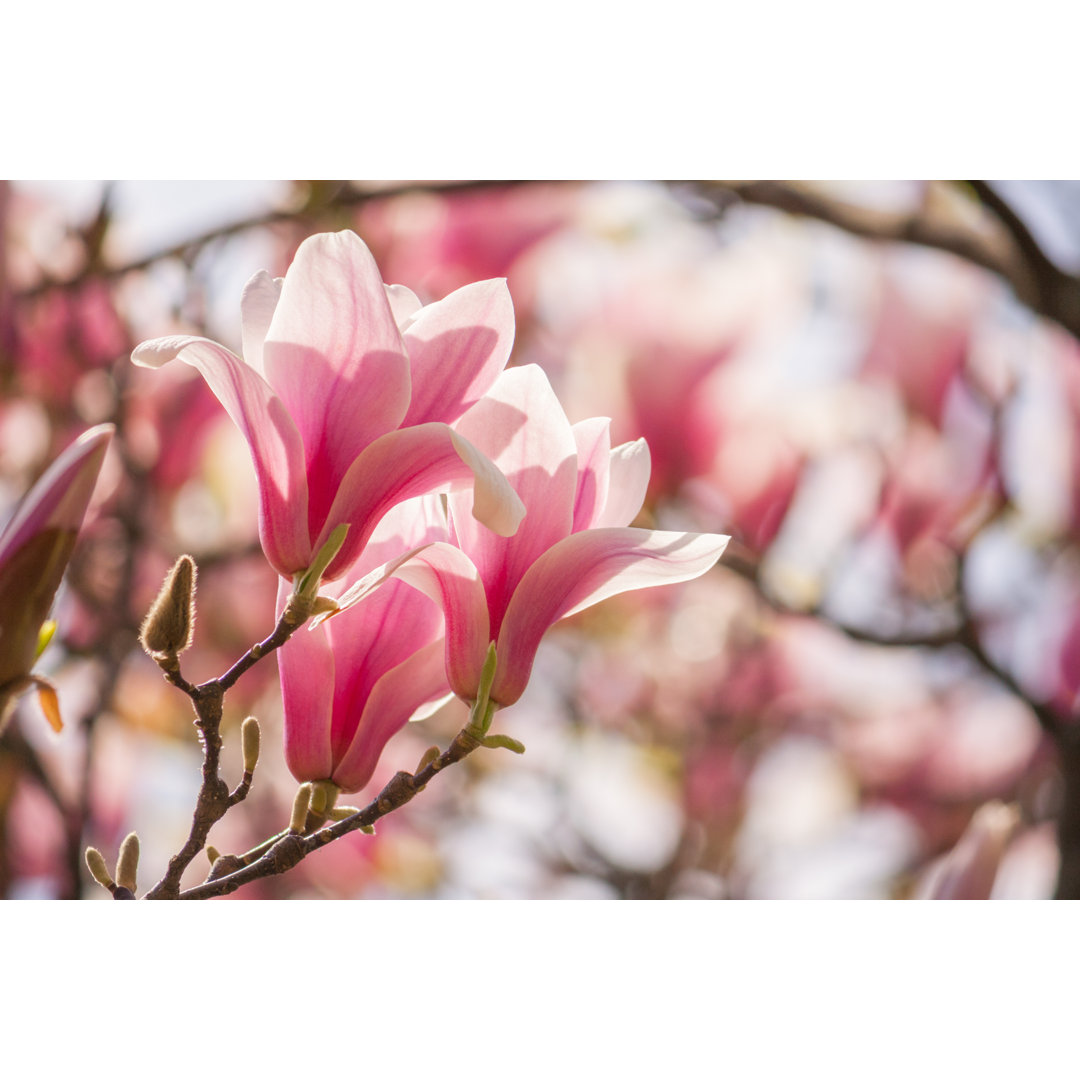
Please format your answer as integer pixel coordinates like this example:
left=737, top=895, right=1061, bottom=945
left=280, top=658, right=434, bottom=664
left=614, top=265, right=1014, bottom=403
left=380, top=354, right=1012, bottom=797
left=688, top=180, right=1080, bottom=341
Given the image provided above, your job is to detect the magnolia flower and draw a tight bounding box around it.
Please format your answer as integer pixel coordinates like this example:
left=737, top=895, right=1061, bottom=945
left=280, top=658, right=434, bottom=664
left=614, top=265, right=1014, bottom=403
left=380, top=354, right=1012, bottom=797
left=132, top=230, right=525, bottom=586
left=278, top=498, right=451, bottom=794
left=393, top=365, right=730, bottom=708
left=922, top=801, right=1020, bottom=900
left=0, top=424, right=113, bottom=730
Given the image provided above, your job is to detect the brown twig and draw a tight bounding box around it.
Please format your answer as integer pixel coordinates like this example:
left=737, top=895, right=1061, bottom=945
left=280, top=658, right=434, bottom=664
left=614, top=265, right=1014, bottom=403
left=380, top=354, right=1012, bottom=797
left=178, top=728, right=484, bottom=899
left=143, top=599, right=312, bottom=899
left=14, top=180, right=551, bottom=300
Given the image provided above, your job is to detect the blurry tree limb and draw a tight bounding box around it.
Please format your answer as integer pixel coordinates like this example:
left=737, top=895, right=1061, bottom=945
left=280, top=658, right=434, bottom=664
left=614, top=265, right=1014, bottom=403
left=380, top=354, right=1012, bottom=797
left=15, top=180, right=550, bottom=299
left=19, top=178, right=1080, bottom=342
left=688, top=181, right=1080, bottom=341
left=0, top=723, right=83, bottom=898
left=721, top=540, right=1066, bottom=744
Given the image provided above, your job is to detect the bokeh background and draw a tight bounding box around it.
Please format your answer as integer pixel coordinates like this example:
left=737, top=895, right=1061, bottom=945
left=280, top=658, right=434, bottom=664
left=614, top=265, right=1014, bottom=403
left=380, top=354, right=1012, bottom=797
left=3, top=179, right=1079, bottom=899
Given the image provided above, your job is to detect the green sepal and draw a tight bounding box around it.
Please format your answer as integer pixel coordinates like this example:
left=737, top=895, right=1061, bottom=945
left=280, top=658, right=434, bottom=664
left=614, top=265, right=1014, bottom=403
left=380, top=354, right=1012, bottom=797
left=467, top=643, right=499, bottom=735
left=479, top=734, right=525, bottom=754
left=294, top=523, right=350, bottom=601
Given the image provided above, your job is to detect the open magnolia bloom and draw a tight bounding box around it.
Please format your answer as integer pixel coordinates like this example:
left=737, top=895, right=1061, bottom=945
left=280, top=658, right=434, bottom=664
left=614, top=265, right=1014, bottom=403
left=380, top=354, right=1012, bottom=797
left=0, top=424, right=113, bottom=731
left=278, top=498, right=451, bottom=794
left=132, top=230, right=525, bottom=587
left=392, top=365, right=730, bottom=707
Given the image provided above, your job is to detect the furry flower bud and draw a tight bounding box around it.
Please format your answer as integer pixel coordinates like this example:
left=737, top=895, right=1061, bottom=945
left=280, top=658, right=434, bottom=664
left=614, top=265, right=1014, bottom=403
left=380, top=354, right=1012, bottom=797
left=289, top=784, right=312, bottom=834
left=241, top=716, right=261, bottom=774
left=115, top=832, right=140, bottom=894
left=85, top=847, right=114, bottom=890
left=140, top=555, right=196, bottom=659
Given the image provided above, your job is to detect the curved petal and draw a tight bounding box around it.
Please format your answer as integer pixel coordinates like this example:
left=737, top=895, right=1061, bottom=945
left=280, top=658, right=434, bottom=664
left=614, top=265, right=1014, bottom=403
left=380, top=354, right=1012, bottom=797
left=595, top=438, right=651, bottom=528
left=450, top=364, right=577, bottom=624
left=132, top=335, right=311, bottom=576
left=331, top=639, right=449, bottom=793
left=317, top=495, right=450, bottom=619
left=570, top=417, right=611, bottom=532
left=0, top=424, right=112, bottom=564
left=0, top=425, right=113, bottom=687
left=314, top=423, right=524, bottom=583
left=326, top=578, right=444, bottom=759
left=494, top=528, right=730, bottom=705
left=384, top=283, right=423, bottom=329
left=360, top=494, right=450, bottom=573
left=401, top=278, right=515, bottom=428
left=391, top=541, right=491, bottom=701
left=278, top=582, right=336, bottom=783
left=924, top=801, right=1020, bottom=900
left=240, top=270, right=282, bottom=376
left=0, top=530, right=77, bottom=686
left=261, top=231, right=411, bottom=531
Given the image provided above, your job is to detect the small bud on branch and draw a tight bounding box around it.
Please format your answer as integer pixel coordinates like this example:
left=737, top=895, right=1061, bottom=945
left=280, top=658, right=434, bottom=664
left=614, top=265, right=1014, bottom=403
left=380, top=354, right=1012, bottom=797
left=115, top=832, right=140, bottom=894
left=140, top=555, right=196, bottom=660
left=241, top=717, right=260, bottom=775
left=289, top=784, right=312, bottom=834
left=85, top=847, right=114, bottom=891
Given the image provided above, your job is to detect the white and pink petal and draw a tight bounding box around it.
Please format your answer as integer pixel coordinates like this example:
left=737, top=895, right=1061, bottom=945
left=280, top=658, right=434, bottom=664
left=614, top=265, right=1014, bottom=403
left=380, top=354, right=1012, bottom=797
left=493, top=527, right=729, bottom=705
left=313, top=423, right=524, bottom=583
left=400, top=278, right=515, bottom=428
left=261, top=231, right=412, bottom=518
left=390, top=542, right=492, bottom=702
left=278, top=582, right=337, bottom=783
left=132, top=335, right=312, bottom=576
left=330, top=639, right=449, bottom=793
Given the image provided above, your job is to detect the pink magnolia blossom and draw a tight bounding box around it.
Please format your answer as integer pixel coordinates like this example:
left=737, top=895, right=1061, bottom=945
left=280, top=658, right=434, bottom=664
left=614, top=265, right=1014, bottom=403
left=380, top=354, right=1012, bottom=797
left=131, top=230, right=524, bottom=585
left=278, top=498, right=450, bottom=794
left=393, top=365, right=730, bottom=707
left=0, top=424, right=113, bottom=728
left=921, top=801, right=1020, bottom=900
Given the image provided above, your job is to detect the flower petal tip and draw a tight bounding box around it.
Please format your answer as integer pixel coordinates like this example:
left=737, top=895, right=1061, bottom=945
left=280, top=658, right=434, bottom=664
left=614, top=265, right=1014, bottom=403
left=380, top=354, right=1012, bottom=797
left=131, top=336, right=195, bottom=368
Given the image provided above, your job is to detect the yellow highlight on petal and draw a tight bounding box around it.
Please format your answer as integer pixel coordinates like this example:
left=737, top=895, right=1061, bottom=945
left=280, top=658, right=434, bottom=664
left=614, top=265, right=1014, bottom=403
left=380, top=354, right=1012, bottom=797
left=35, top=621, right=57, bottom=661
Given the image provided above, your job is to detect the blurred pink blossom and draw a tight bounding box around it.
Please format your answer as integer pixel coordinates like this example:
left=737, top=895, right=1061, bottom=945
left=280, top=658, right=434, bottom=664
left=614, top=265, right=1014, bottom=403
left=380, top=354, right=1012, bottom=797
left=921, top=800, right=1020, bottom=900
left=14, top=282, right=129, bottom=403
left=0, top=423, right=112, bottom=727
left=358, top=183, right=577, bottom=304
left=861, top=277, right=974, bottom=429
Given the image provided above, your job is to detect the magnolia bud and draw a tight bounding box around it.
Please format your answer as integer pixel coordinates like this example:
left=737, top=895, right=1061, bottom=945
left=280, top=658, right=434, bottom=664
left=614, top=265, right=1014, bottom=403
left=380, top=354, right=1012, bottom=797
left=85, top=847, right=114, bottom=890
left=241, top=716, right=261, bottom=774
left=415, top=746, right=441, bottom=773
left=289, top=784, right=312, bottom=834
left=115, top=832, right=140, bottom=894
left=140, top=555, right=196, bottom=658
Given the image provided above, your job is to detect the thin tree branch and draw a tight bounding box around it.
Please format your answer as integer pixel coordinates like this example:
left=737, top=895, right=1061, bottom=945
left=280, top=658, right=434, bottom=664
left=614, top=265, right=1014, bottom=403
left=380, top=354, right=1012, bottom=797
left=965, top=180, right=1080, bottom=337
left=688, top=180, right=1080, bottom=341
left=721, top=542, right=1066, bottom=745
left=178, top=728, right=485, bottom=899
left=14, top=180, right=553, bottom=299
left=143, top=597, right=313, bottom=899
